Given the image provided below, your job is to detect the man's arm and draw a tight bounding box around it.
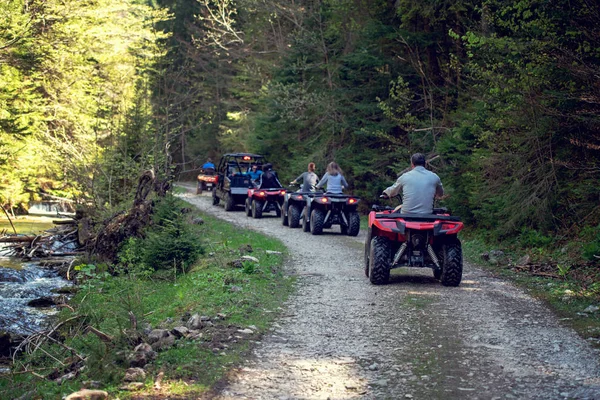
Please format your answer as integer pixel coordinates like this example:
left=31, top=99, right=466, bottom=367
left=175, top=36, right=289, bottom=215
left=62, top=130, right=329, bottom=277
left=383, top=175, right=404, bottom=198
left=435, top=177, right=444, bottom=198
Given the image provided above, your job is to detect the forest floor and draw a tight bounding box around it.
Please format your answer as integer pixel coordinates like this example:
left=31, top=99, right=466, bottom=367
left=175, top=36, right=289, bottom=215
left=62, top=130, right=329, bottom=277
left=178, top=184, right=600, bottom=400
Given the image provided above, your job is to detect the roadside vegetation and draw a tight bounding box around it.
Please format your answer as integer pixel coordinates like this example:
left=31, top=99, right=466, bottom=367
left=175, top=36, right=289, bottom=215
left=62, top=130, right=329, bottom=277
left=0, top=195, right=293, bottom=399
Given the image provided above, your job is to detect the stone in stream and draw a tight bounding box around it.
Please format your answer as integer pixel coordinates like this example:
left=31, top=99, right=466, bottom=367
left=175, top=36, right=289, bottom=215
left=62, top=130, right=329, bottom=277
left=27, top=297, right=56, bottom=307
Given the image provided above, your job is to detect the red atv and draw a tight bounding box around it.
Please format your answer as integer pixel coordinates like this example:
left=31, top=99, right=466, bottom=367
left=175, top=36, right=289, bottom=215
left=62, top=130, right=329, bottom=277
left=245, top=188, right=287, bottom=218
left=196, top=168, right=218, bottom=194
left=364, top=203, right=464, bottom=286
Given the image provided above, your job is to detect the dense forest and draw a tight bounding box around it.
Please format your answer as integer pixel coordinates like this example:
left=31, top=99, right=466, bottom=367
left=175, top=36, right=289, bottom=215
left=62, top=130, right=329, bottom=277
left=1, top=0, right=599, bottom=256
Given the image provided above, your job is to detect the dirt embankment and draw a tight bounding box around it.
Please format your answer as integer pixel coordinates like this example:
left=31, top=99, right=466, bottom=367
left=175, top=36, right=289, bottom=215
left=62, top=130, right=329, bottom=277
left=179, top=187, right=600, bottom=400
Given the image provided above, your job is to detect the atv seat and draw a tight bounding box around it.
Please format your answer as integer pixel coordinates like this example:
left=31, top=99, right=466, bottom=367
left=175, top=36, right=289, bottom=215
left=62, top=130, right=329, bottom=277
left=375, top=213, right=461, bottom=222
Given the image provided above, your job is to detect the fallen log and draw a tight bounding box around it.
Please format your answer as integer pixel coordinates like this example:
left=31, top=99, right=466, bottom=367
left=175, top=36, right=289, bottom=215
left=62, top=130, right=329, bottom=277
left=0, top=236, right=36, bottom=243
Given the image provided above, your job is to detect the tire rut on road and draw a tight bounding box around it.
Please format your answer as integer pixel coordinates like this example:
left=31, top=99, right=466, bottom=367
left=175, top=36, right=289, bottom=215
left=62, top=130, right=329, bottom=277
left=179, top=187, right=600, bottom=400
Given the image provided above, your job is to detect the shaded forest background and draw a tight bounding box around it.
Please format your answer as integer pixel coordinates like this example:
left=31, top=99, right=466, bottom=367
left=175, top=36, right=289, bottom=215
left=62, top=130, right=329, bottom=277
left=1, top=0, right=599, bottom=255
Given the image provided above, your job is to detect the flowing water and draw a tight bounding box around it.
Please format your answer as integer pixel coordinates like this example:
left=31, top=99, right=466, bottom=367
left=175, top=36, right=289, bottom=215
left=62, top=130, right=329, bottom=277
left=0, top=218, right=72, bottom=336
left=0, top=258, right=70, bottom=335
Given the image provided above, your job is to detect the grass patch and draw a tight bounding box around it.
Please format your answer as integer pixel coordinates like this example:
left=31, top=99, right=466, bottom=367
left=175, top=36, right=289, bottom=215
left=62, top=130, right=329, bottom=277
left=0, top=205, right=293, bottom=399
left=0, top=217, right=57, bottom=235
left=462, top=232, right=600, bottom=348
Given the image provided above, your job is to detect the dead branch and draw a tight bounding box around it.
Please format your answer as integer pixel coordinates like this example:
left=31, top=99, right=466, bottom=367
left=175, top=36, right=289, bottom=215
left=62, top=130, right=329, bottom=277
left=0, top=236, right=36, bottom=243
left=84, top=326, right=113, bottom=343
left=1, top=205, right=17, bottom=234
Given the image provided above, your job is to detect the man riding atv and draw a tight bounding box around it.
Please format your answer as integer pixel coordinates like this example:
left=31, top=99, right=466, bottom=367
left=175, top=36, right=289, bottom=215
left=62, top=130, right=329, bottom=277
left=366, top=153, right=462, bottom=286
left=381, top=153, right=444, bottom=213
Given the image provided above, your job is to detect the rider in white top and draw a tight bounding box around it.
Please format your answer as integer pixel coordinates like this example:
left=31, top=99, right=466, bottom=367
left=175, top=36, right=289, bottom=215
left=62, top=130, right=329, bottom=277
left=383, top=153, right=444, bottom=214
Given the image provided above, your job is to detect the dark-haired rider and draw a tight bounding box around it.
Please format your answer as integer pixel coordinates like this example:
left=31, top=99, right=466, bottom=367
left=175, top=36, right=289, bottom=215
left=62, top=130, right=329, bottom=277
left=382, top=153, right=443, bottom=214
left=258, top=163, right=283, bottom=189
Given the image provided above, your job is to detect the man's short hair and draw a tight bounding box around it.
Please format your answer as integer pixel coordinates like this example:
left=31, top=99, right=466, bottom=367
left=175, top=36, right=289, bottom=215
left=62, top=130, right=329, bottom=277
left=411, top=153, right=426, bottom=166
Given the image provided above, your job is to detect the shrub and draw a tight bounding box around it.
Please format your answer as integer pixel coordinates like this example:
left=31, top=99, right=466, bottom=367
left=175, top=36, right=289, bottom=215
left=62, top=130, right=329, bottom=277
left=118, top=194, right=204, bottom=275
left=581, top=224, right=600, bottom=262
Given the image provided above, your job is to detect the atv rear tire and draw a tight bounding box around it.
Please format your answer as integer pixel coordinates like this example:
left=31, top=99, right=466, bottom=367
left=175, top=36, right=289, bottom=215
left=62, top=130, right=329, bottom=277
left=310, top=208, right=325, bottom=235
left=369, top=236, right=391, bottom=285
left=289, top=205, right=301, bottom=228
left=225, top=193, right=235, bottom=211
left=440, top=238, right=463, bottom=287
left=281, top=204, right=288, bottom=226
left=433, top=268, right=442, bottom=280
left=252, top=200, right=264, bottom=219
left=212, top=191, right=219, bottom=206
left=302, top=206, right=310, bottom=232
left=245, top=198, right=252, bottom=217
left=347, top=212, right=360, bottom=236
left=196, top=182, right=203, bottom=195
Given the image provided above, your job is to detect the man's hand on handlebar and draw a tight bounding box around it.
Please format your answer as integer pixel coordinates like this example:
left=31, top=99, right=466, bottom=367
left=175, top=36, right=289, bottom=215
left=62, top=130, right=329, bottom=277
left=380, top=192, right=389, bottom=199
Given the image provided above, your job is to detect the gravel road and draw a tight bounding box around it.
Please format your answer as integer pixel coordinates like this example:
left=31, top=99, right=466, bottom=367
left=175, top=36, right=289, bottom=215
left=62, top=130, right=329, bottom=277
left=179, top=188, right=600, bottom=400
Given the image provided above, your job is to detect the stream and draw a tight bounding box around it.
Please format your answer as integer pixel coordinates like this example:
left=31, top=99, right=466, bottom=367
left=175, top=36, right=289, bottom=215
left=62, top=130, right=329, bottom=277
left=0, top=257, right=70, bottom=335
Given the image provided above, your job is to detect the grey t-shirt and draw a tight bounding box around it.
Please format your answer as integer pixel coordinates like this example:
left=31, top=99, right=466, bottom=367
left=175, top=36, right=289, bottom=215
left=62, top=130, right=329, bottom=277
left=383, top=166, right=443, bottom=214
left=316, top=173, right=348, bottom=194
left=294, top=172, right=319, bottom=192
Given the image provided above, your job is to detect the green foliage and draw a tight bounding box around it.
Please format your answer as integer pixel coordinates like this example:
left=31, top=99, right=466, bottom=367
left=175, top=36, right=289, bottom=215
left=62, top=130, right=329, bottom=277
left=0, top=209, right=291, bottom=399
left=517, top=227, right=554, bottom=249
left=581, top=225, right=600, bottom=262
left=118, top=195, right=204, bottom=274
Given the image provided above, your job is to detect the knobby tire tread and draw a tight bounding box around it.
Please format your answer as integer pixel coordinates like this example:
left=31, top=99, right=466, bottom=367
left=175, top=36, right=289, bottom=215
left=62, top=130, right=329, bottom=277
left=369, top=236, right=391, bottom=285
left=289, top=205, right=301, bottom=228
left=252, top=200, right=264, bottom=219
left=440, top=238, right=463, bottom=287
left=310, top=209, right=324, bottom=235
left=347, top=212, right=360, bottom=236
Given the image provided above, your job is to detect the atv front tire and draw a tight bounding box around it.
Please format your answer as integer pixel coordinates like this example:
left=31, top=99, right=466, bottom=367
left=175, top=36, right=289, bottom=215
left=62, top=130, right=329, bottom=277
left=347, top=212, right=360, bottom=236
left=369, top=236, right=391, bottom=285
left=252, top=200, right=264, bottom=218
left=288, top=205, right=301, bottom=228
left=212, top=191, right=219, bottom=206
left=440, top=238, right=463, bottom=287
left=310, top=208, right=325, bottom=235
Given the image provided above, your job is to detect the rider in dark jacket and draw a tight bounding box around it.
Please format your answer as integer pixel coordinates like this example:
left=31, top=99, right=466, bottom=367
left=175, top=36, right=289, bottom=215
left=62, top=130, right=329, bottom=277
left=258, top=163, right=282, bottom=189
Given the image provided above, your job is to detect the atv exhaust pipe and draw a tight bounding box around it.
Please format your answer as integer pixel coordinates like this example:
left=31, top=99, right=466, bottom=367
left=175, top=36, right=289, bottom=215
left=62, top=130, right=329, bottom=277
left=392, top=243, right=407, bottom=265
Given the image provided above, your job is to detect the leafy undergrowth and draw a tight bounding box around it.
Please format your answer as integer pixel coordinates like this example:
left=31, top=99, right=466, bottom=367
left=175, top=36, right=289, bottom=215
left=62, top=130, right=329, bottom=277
left=0, top=208, right=293, bottom=399
left=462, top=232, right=600, bottom=348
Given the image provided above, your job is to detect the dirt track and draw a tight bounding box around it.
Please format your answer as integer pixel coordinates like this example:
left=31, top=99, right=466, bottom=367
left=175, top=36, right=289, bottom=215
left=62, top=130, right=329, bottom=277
left=179, top=187, right=600, bottom=400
